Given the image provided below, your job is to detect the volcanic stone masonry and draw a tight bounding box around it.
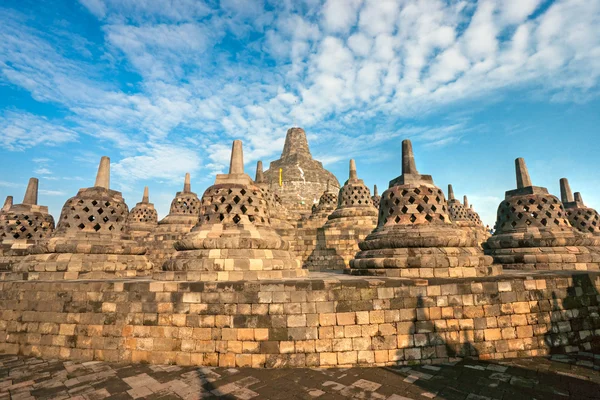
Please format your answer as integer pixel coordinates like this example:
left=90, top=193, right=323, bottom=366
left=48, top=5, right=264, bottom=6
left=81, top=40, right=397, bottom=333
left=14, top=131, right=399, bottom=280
left=126, top=186, right=158, bottom=240
left=348, top=140, right=499, bottom=278
left=161, top=140, right=307, bottom=281
left=485, top=158, right=600, bottom=271
left=306, top=159, right=378, bottom=271
left=8, top=157, right=151, bottom=280
left=264, top=127, right=340, bottom=216
left=560, top=177, right=600, bottom=236
left=0, top=178, right=55, bottom=271
left=145, top=173, right=201, bottom=268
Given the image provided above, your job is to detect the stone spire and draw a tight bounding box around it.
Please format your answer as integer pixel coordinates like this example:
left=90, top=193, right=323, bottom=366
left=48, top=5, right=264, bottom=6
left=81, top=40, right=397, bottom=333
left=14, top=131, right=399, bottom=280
left=215, top=140, right=253, bottom=185
left=463, top=195, right=469, bottom=208
left=94, top=156, right=110, bottom=189
left=560, top=178, right=574, bottom=203
left=448, top=184, right=455, bottom=201
left=281, top=127, right=311, bottom=158
left=2, top=196, right=13, bottom=212
left=574, top=192, right=584, bottom=203
left=349, top=159, right=357, bottom=180
left=183, top=173, right=191, bottom=193
left=255, top=161, right=265, bottom=183
left=371, top=185, right=381, bottom=209
left=390, top=139, right=434, bottom=186
left=373, top=185, right=379, bottom=197
left=142, top=186, right=150, bottom=204
left=22, top=178, right=38, bottom=205
left=515, top=158, right=532, bottom=189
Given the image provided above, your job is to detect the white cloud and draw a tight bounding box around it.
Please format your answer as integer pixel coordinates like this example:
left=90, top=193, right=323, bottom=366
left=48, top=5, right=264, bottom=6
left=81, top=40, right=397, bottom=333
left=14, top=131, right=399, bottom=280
left=34, top=168, right=53, bottom=176
left=0, top=112, right=78, bottom=151
left=321, top=0, right=362, bottom=34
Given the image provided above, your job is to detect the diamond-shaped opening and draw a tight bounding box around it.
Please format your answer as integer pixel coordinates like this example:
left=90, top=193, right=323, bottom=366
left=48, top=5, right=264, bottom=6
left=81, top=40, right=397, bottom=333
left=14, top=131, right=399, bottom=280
left=233, top=196, right=241, bottom=204
left=233, top=214, right=241, bottom=224
left=401, top=205, right=409, bottom=213
left=103, top=216, right=109, bottom=223
left=516, top=200, right=523, bottom=205
left=526, top=219, right=532, bottom=225
left=249, top=215, right=255, bottom=222
left=240, top=189, right=246, bottom=195
left=510, top=207, right=516, bottom=213
left=425, top=214, right=433, bottom=222
left=414, top=188, right=421, bottom=195
left=108, top=225, right=114, bottom=231
left=540, top=218, right=548, bottom=226
left=92, top=200, right=98, bottom=206
left=550, top=204, right=555, bottom=210
left=241, top=205, right=248, bottom=214
left=528, top=198, right=536, bottom=204
left=511, top=221, right=517, bottom=228
left=226, top=204, right=233, bottom=213
left=105, top=201, right=111, bottom=207
left=248, top=197, right=253, bottom=205
left=553, top=219, right=560, bottom=225
left=78, top=223, right=86, bottom=230
left=431, top=205, right=437, bottom=212
left=394, top=216, right=401, bottom=223
left=219, top=197, right=226, bottom=203
left=88, top=215, right=96, bottom=222
left=408, top=196, right=416, bottom=204
left=92, top=223, right=101, bottom=231
left=517, top=213, right=523, bottom=219
left=532, top=212, right=538, bottom=218
left=416, top=204, right=424, bottom=213
left=213, top=204, right=219, bottom=212
left=523, top=205, right=530, bottom=212
left=83, top=206, right=90, bottom=213
left=219, top=214, right=225, bottom=222
left=545, top=211, right=552, bottom=218
left=409, top=214, right=417, bottom=223
left=542, top=198, right=548, bottom=203
left=390, top=192, right=395, bottom=198
left=97, top=208, right=104, bottom=215
left=537, top=204, right=543, bottom=211
left=423, top=195, right=429, bottom=204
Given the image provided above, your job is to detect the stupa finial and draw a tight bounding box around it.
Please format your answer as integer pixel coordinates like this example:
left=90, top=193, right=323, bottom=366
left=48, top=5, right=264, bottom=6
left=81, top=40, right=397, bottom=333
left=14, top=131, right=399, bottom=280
left=349, top=159, right=357, bottom=180
left=402, top=139, right=418, bottom=175
left=23, top=177, right=39, bottom=205
left=515, top=158, right=532, bottom=189
left=373, top=185, right=379, bottom=196
left=574, top=192, right=584, bottom=204
left=142, top=186, right=150, bottom=204
left=255, top=160, right=265, bottom=183
left=448, top=184, right=455, bottom=201
left=2, top=196, right=13, bottom=212
left=229, top=140, right=244, bottom=175
left=94, top=156, right=110, bottom=189
left=463, top=195, right=469, bottom=208
left=183, top=173, right=191, bottom=193
left=559, top=178, right=574, bottom=203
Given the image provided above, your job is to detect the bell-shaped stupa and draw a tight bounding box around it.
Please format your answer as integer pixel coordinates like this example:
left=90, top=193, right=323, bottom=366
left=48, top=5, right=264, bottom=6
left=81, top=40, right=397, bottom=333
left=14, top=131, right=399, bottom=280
left=264, top=127, right=339, bottom=216
left=309, top=180, right=338, bottom=223
left=349, top=140, right=497, bottom=278
left=447, top=185, right=488, bottom=245
left=161, top=140, right=306, bottom=281
left=0, top=178, right=55, bottom=271
left=560, top=178, right=600, bottom=236
left=126, top=186, right=158, bottom=239
left=145, top=173, right=201, bottom=267
left=14, top=157, right=151, bottom=279
left=306, top=160, right=378, bottom=270
left=254, top=161, right=294, bottom=231
left=485, top=159, right=600, bottom=270
left=371, top=185, right=381, bottom=209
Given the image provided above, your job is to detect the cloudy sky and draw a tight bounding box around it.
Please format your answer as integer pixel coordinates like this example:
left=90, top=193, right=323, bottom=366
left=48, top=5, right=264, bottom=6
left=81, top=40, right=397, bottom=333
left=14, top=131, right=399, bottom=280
left=1, top=0, right=599, bottom=226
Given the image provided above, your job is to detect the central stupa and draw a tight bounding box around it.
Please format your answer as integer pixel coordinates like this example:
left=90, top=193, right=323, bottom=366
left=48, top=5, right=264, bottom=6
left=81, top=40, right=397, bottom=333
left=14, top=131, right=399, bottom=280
left=264, top=127, right=339, bottom=215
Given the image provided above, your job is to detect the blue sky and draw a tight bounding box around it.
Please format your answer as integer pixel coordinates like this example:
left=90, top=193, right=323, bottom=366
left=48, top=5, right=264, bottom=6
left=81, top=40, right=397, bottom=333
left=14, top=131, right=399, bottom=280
left=1, top=0, right=599, bottom=226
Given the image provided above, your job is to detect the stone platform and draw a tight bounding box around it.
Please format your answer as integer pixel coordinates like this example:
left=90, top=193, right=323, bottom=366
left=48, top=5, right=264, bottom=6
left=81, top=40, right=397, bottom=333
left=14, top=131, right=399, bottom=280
left=0, top=270, right=598, bottom=369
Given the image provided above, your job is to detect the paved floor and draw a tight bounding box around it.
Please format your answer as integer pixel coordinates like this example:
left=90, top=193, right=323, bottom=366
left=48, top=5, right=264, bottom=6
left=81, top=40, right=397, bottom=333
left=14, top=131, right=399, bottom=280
left=0, top=354, right=599, bottom=400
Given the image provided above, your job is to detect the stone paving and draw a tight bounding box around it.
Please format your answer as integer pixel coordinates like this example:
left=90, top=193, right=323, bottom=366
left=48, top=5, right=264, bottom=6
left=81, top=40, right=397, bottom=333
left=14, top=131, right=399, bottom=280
left=0, top=354, right=599, bottom=400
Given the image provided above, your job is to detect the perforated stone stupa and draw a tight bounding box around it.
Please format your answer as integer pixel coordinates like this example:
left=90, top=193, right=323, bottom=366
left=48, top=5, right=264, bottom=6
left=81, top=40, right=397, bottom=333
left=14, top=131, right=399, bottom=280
left=126, top=186, right=158, bottom=239
left=348, top=140, right=497, bottom=278
left=371, top=185, right=381, bottom=209
left=145, top=173, right=201, bottom=267
left=485, top=159, right=600, bottom=271
left=447, top=185, right=488, bottom=245
left=162, top=140, right=306, bottom=281
left=12, top=157, right=150, bottom=280
left=0, top=178, right=55, bottom=270
left=560, top=178, right=600, bottom=236
left=264, top=127, right=339, bottom=215
left=307, top=180, right=339, bottom=225
left=254, top=161, right=294, bottom=231
left=306, top=159, right=378, bottom=270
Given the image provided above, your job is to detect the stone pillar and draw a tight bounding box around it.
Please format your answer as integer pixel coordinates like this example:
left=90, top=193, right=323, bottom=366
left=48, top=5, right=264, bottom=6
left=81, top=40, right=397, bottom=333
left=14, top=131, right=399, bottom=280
left=560, top=178, right=574, bottom=203
left=515, top=157, right=532, bottom=189
left=255, top=161, right=265, bottom=183
left=448, top=184, right=455, bottom=201
left=463, top=195, right=469, bottom=208
left=349, top=159, right=357, bottom=180
left=2, top=196, right=13, bottom=212
left=94, top=156, right=110, bottom=189
left=183, top=173, right=191, bottom=193
left=142, top=186, right=150, bottom=204
left=574, top=192, right=584, bottom=203
left=373, top=185, right=378, bottom=197
left=229, top=140, right=244, bottom=175
left=22, top=178, right=38, bottom=205
left=402, top=139, right=418, bottom=175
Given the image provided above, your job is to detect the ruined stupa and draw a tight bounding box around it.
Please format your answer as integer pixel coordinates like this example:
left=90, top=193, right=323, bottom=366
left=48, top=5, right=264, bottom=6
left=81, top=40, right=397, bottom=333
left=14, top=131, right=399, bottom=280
left=126, top=186, right=158, bottom=239
left=13, top=157, right=151, bottom=279
left=162, top=140, right=306, bottom=281
left=348, top=140, right=497, bottom=278
left=254, top=161, right=295, bottom=230
left=306, top=160, right=378, bottom=270
left=145, top=173, right=201, bottom=267
left=485, top=159, right=600, bottom=270
left=560, top=178, right=600, bottom=236
left=0, top=178, right=55, bottom=270
left=264, top=127, right=339, bottom=215
left=371, top=185, right=381, bottom=209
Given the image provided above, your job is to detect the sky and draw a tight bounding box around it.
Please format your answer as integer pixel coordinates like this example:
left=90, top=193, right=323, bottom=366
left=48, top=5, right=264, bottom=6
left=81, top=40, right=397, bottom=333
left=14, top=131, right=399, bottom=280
left=1, top=0, right=599, bottom=227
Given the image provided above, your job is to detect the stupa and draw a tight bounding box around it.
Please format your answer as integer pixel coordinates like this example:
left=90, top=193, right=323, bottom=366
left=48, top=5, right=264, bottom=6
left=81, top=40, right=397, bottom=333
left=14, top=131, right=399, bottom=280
left=145, top=173, right=201, bottom=267
left=485, top=159, right=600, bottom=270
left=308, top=180, right=338, bottom=223
left=371, top=185, right=381, bottom=209
left=306, top=160, right=378, bottom=270
left=14, top=157, right=151, bottom=279
left=464, top=196, right=484, bottom=226
left=0, top=178, right=55, bottom=270
left=264, top=127, right=339, bottom=215
left=126, top=186, right=158, bottom=239
left=161, top=140, right=306, bottom=281
left=447, top=186, right=488, bottom=245
left=560, top=178, right=600, bottom=236
left=348, top=140, right=497, bottom=278
left=254, top=161, right=295, bottom=230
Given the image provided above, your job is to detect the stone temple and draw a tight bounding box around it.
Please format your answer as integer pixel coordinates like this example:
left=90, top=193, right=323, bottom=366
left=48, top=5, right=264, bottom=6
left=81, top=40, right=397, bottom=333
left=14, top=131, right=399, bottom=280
left=264, top=127, right=339, bottom=215
left=0, top=127, right=599, bottom=371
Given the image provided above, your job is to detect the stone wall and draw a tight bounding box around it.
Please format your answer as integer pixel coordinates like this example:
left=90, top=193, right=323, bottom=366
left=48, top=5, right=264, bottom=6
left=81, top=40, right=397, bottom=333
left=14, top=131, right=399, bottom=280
left=0, top=272, right=598, bottom=368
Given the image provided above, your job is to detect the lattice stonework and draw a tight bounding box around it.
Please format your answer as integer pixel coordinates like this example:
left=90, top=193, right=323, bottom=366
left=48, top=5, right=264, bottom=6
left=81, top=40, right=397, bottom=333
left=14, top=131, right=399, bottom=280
left=372, top=195, right=381, bottom=209
left=317, top=192, right=337, bottom=210
left=199, top=186, right=270, bottom=226
left=567, top=207, right=600, bottom=235
left=57, top=197, right=129, bottom=234
left=495, top=194, right=571, bottom=233
left=467, top=210, right=483, bottom=226
left=448, top=201, right=469, bottom=221
left=169, top=194, right=201, bottom=215
left=0, top=212, right=55, bottom=240
left=129, top=206, right=158, bottom=224
left=338, top=183, right=373, bottom=208
left=378, top=185, right=450, bottom=226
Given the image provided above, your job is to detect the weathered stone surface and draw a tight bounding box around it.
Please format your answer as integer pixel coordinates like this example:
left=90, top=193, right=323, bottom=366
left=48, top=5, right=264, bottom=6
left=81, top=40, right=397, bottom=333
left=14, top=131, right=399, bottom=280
left=447, top=184, right=489, bottom=245
left=560, top=178, right=600, bottom=236
left=162, top=140, right=307, bottom=281
left=485, top=159, right=600, bottom=271
left=264, top=128, right=340, bottom=216
left=349, top=140, right=497, bottom=278
left=126, top=186, right=158, bottom=239
left=371, top=185, right=380, bottom=209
